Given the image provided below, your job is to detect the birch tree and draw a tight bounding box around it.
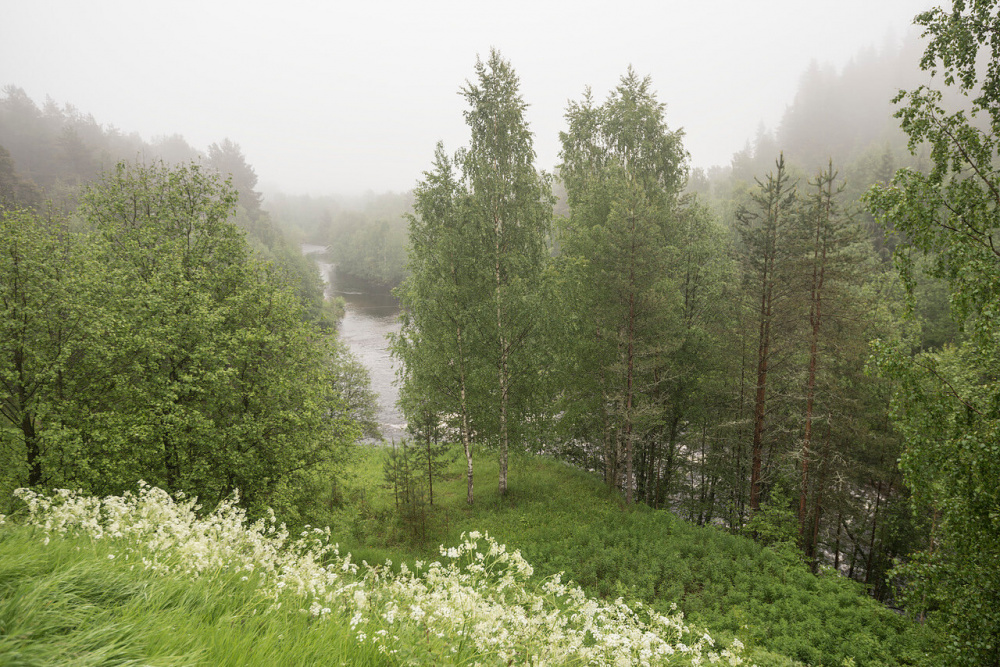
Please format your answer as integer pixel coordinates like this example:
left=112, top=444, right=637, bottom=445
left=393, top=145, right=481, bottom=504
left=866, top=2, right=1000, bottom=660
left=460, top=50, right=552, bottom=497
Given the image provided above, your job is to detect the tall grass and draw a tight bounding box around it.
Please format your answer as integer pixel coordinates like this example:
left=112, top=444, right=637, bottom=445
left=0, top=528, right=383, bottom=667
left=5, top=484, right=750, bottom=666
left=3, top=447, right=935, bottom=666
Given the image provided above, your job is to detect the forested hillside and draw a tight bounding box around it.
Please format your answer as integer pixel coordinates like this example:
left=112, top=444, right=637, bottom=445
left=0, top=93, right=373, bottom=519
left=267, top=190, right=412, bottom=287
left=0, top=87, right=342, bottom=327
left=387, top=12, right=998, bottom=665
left=2, top=2, right=999, bottom=666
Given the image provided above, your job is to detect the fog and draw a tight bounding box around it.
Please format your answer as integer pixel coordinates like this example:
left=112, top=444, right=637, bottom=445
left=1, top=0, right=934, bottom=195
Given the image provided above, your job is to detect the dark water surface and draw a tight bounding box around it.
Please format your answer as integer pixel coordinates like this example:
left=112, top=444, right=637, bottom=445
left=302, top=244, right=405, bottom=441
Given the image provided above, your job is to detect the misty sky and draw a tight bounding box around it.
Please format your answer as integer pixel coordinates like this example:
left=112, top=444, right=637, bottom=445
left=2, top=0, right=934, bottom=196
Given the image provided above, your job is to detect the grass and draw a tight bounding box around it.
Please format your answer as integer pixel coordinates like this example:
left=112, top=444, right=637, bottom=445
left=4, top=485, right=754, bottom=666
left=317, top=446, right=936, bottom=667
left=0, top=445, right=936, bottom=666
left=0, top=528, right=385, bottom=667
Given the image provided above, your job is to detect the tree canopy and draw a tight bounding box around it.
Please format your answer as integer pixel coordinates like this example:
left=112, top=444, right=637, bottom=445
left=1, top=160, right=367, bottom=517
left=866, top=2, right=1000, bottom=663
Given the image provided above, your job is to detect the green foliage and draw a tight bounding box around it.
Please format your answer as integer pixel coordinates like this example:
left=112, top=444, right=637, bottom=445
left=864, top=2, right=1000, bottom=664
left=0, top=206, right=92, bottom=494
left=459, top=49, right=554, bottom=495
left=208, top=138, right=263, bottom=216
left=0, top=160, right=367, bottom=517
left=744, top=484, right=799, bottom=551
left=268, top=191, right=412, bottom=288
left=325, top=449, right=933, bottom=666
left=330, top=341, right=381, bottom=440
left=556, top=68, right=693, bottom=503
left=392, top=144, right=482, bottom=504
left=332, top=216, right=409, bottom=286
left=394, top=50, right=553, bottom=502
left=0, top=86, right=202, bottom=212
left=0, top=144, right=41, bottom=209
left=734, top=154, right=804, bottom=516
left=68, top=161, right=356, bottom=508
left=0, top=527, right=386, bottom=666
left=381, top=439, right=434, bottom=543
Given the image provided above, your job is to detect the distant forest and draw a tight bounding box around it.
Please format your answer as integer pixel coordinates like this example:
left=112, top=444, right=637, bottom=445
left=0, top=32, right=943, bottom=291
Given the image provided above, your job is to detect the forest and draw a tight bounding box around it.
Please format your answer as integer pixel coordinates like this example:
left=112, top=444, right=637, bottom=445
left=1, top=2, right=999, bottom=666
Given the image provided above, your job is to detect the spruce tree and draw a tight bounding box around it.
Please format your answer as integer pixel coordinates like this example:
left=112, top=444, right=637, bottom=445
left=558, top=69, right=687, bottom=503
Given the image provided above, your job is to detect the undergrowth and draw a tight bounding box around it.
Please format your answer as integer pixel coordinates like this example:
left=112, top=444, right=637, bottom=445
left=0, top=528, right=381, bottom=667
left=3, top=483, right=751, bottom=666
left=320, top=447, right=936, bottom=667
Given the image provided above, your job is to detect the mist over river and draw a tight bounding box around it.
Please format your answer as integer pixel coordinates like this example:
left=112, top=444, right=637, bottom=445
left=302, top=244, right=405, bottom=442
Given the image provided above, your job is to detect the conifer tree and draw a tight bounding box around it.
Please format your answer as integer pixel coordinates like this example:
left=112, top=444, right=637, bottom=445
left=796, top=161, right=869, bottom=559
left=558, top=69, right=687, bottom=503
left=735, top=155, right=801, bottom=514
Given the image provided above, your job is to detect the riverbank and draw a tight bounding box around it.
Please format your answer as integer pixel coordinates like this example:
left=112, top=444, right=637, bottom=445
left=302, top=244, right=406, bottom=441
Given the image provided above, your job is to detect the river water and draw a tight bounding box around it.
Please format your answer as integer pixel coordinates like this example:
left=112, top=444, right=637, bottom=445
left=301, top=244, right=406, bottom=442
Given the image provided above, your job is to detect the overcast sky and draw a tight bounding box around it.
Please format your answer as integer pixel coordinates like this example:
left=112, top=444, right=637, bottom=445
left=2, top=0, right=935, bottom=196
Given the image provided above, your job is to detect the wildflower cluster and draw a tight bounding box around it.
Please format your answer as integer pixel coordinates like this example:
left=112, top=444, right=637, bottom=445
left=12, top=485, right=750, bottom=666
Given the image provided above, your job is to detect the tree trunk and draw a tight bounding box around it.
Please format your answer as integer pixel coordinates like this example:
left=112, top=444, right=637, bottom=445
left=734, top=340, right=747, bottom=529
left=457, top=324, right=474, bottom=505
left=865, top=479, right=884, bottom=586
left=750, top=273, right=772, bottom=514
left=834, top=511, right=842, bottom=571
left=426, top=431, right=434, bottom=506
left=494, top=206, right=509, bottom=497
left=23, top=412, right=42, bottom=486
left=800, top=168, right=830, bottom=538
left=808, top=424, right=830, bottom=569
left=624, top=210, right=637, bottom=504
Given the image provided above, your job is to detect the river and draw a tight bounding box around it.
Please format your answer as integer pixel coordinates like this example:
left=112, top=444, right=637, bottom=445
left=301, top=244, right=406, bottom=442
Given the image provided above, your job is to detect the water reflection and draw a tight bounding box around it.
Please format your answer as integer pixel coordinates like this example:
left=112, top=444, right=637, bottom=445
left=302, top=244, right=405, bottom=442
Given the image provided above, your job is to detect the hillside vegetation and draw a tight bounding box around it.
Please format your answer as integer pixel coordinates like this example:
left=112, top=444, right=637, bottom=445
left=3, top=4, right=998, bottom=664
left=2, top=448, right=935, bottom=666
left=3, top=474, right=756, bottom=667
left=321, top=448, right=935, bottom=666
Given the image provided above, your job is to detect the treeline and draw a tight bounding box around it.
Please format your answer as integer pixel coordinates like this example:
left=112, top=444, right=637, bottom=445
left=268, top=190, right=412, bottom=287
left=394, top=7, right=998, bottom=663
left=0, top=86, right=340, bottom=329
left=396, top=51, right=913, bottom=594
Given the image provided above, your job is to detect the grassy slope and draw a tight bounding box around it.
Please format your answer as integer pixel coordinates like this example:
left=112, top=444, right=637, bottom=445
left=322, top=446, right=935, bottom=667
left=0, top=447, right=935, bottom=667
left=0, top=529, right=386, bottom=667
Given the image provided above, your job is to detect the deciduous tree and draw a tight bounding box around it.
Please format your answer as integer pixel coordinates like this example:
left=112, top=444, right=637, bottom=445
left=460, top=50, right=552, bottom=496
left=866, top=2, right=1000, bottom=662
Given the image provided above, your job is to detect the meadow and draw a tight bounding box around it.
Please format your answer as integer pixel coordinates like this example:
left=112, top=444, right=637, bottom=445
left=0, top=447, right=934, bottom=666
